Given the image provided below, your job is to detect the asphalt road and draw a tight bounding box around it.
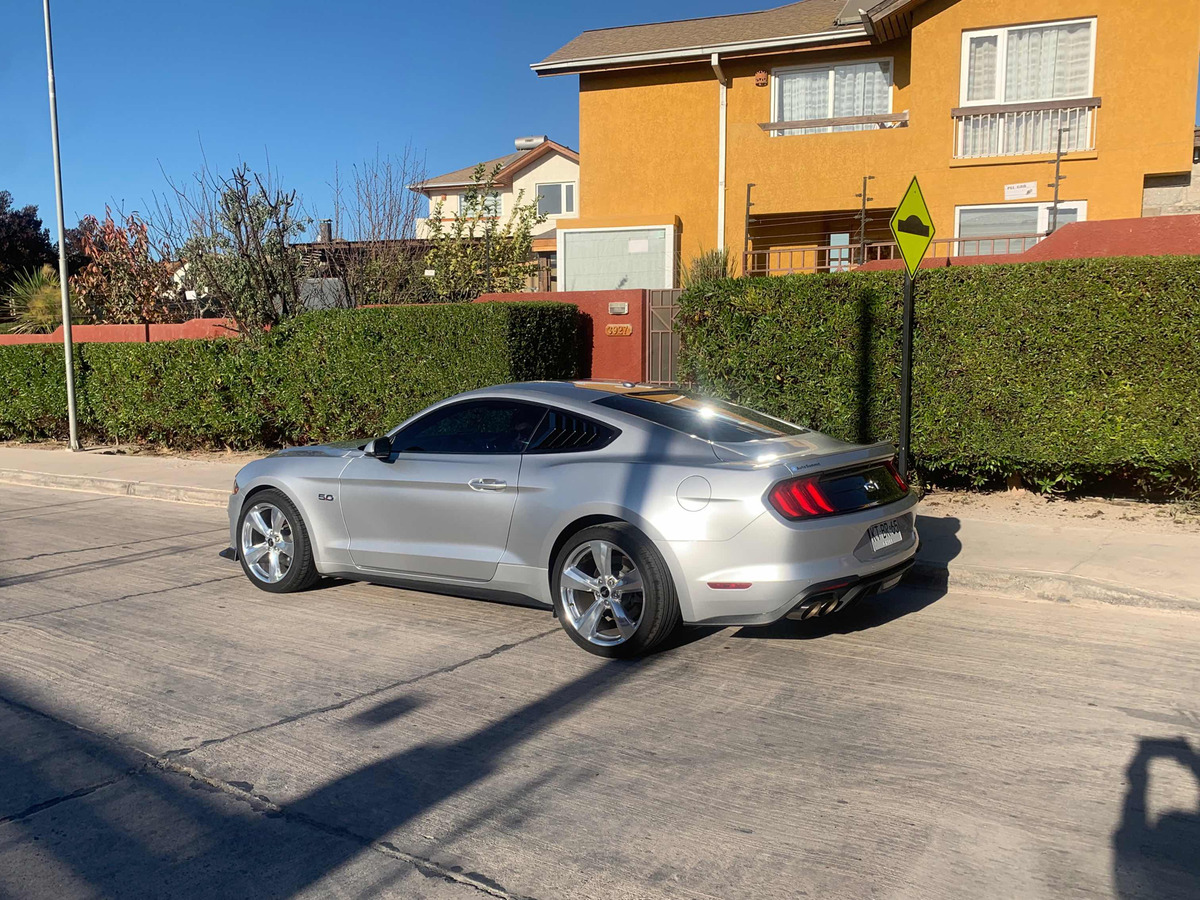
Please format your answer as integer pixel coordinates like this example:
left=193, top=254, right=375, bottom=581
left=1, top=484, right=1198, bottom=900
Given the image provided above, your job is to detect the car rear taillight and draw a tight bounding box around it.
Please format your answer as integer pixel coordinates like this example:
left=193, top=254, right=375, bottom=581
left=767, top=459, right=909, bottom=521
left=884, top=459, right=908, bottom=493
left=768, top=476, right=836, bottom=519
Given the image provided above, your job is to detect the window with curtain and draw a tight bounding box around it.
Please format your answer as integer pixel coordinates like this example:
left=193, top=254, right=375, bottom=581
left=774, top=60, right=891, bottom=135
left=962, top=20, right=1093, bottom=105
left=960, top=19, right=1094, bottom=155
left=463, top=193, right=501, bottom=216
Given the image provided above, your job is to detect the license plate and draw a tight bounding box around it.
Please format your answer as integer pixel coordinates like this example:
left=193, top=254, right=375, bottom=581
left=868, top=518, right=904, bottom=553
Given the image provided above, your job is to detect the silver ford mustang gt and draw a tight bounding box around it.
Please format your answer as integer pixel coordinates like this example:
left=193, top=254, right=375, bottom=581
left=227, top=381, right=919, bottom=657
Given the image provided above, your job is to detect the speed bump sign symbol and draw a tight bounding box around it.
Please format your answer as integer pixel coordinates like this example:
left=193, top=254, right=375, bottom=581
left=890, top=177, right=936, bottom=277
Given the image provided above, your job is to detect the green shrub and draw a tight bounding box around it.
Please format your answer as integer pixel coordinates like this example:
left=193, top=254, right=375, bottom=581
left=0, top=343, right=78, bottom=440
left=269, top=302, right=581, bottom=444
left=0, top=302, right=580, bottom=449
left=681, top=247, right=735, bottom=290
left=678, top=257, right=1200, bottom=489
left=82, top=339, right=274, bottom=447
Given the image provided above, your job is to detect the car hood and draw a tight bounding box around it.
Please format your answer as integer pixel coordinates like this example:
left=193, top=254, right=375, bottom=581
left=267, top=439, right=365, bottom=459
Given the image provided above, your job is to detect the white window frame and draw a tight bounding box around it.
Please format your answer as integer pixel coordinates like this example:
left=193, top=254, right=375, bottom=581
left=462, top=192, right=502, bottom=217
left=770, top=57, right=893, bottom=134
left=954, top=200, right=1088, bottom=249
left=828, top=232, right=852, bottom=272
left=535, top=181, right=577, bottom=218
left=959, top=17, right=1097, bottom=107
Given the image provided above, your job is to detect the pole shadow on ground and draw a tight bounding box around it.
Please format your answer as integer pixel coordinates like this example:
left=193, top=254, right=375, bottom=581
left=0, top=657, right=640, bottom=899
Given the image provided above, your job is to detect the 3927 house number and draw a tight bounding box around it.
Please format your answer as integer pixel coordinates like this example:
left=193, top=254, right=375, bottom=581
left=605, top=324, right=634, bottom=337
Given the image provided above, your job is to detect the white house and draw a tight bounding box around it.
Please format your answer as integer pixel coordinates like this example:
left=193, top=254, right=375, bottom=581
left=411, top=135, right=579, bottom=289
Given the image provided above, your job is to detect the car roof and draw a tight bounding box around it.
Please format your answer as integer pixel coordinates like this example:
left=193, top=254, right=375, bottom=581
left=457, top=380, right=653, bottom=405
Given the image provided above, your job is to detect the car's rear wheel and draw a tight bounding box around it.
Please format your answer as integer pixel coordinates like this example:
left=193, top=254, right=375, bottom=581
left=237, top=489, right=319, bottom=593
left=552, top=523, right=680, bottom=658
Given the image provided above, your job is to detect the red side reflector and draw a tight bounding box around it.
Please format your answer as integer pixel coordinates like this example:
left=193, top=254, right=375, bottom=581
left=885, top=459, right=908, bottom=493
left=708, top=582, right=752, bottom=590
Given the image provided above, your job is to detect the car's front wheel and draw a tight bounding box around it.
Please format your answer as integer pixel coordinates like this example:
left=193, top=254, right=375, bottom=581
left=552, top=523, right=681, bottom=658
left=237, top=489, right=320, bottom=593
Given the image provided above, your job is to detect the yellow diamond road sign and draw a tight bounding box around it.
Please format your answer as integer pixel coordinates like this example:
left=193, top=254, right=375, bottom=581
left=890, top=177, right=936, bottom=278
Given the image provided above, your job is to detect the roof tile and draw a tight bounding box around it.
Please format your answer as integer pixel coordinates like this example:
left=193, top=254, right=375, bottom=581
left=536, top=0, right=857, bottom=68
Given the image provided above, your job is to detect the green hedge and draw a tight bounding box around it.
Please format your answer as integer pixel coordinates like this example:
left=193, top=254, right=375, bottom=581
left=0, top=302, right=580, bottom=448
left=678, top=258, right=1200, bottom=490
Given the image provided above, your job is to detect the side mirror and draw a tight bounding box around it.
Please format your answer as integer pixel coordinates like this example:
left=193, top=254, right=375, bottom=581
left=363, top=435, right=393, bottom=460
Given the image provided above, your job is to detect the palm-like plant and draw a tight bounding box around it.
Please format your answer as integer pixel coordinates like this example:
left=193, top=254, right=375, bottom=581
left=5, top=265, right=70, bottom=334
left=681, top=247, right=735, bottom=289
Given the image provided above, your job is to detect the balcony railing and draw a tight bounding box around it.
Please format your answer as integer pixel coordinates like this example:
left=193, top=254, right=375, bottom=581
left=759, top=110, right=909, bottom=136
left=744, top=243, right=895, bottom=276
left=952, top=97, right=1100, bottom=159
left=743, top=234, right=1046, bottom=276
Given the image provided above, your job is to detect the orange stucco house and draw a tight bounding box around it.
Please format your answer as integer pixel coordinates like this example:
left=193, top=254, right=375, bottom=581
left=533, top=0, right=1200, bottom=288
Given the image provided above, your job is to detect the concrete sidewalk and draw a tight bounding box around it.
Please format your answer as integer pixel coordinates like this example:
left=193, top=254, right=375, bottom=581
left=1, top=443, right=1197, bottom=613
left=0, top=444, right=240, bottom=507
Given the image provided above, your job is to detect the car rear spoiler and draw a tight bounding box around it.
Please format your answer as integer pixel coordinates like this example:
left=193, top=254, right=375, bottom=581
left=709, top=440, right=897, bottom=474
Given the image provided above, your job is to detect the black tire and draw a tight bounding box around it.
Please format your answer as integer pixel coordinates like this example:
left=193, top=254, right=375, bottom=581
left=236, top=488, right=320, bottom=593
left=551, top=523, right=681, bottom=658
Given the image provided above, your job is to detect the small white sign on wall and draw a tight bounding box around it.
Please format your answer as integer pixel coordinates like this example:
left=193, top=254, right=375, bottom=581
left=627, top=238, right=650, bottom=254
left=1005, top=181, right=1038, bottom=201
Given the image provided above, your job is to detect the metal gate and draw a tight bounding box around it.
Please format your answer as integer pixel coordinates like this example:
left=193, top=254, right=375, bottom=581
left=645, top=289, right=683, bottom=385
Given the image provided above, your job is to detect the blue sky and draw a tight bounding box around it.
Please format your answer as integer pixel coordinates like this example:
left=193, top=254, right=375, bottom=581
left=4, top=0, right=1200, bottom=237
left=2, top=0, right=769, bottom=234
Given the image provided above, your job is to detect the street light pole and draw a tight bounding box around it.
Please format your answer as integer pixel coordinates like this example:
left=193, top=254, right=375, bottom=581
left=42, top=0, right=80, bottom=451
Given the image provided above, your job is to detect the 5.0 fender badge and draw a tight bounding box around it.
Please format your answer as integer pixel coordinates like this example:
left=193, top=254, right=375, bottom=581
left=318, top=493, right=335, bottom=502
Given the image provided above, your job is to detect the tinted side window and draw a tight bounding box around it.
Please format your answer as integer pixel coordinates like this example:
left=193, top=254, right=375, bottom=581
left=392, top=400, right=546, bottom=454
left=593, top=392, right=806, bottom=443
left=525, top=408, right=618, bottom=453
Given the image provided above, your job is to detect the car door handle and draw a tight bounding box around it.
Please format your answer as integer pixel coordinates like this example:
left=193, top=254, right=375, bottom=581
left=468, top=478, right=508, bottom=492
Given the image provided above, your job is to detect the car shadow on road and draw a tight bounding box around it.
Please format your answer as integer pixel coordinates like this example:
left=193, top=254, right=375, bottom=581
left=729, top=514, right=961, bottom=641
left=730, top=583, right=944, bottom=641
left=1112, top=736, right=1200, bottom=900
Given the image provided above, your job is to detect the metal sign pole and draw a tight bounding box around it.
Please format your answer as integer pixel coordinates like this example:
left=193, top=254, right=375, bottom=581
left=898, top=270, right=914, bottom=480
left=43, top=0, right=80, bottom=451
left=890, top=176, right=932, bottom=482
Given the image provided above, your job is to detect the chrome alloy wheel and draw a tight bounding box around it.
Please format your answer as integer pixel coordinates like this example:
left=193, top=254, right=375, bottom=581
left=240, top=502, right=295, bottom=584
left=559, top=540, right=645, bottom=646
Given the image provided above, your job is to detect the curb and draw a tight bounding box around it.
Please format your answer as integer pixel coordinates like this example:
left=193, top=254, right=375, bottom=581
left=0, top=468, right=228, bottom=508
left=3, top=467, right=1196, bottom=615
left=908, top=561, right=1200, bottom=615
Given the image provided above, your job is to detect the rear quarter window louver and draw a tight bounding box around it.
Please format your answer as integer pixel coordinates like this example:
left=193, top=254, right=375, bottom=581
left=526, top=410, right=618, bottom=453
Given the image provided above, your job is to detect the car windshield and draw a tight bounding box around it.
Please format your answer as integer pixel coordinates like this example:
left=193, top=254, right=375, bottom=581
left=593, top=391, right=807, bottom=443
